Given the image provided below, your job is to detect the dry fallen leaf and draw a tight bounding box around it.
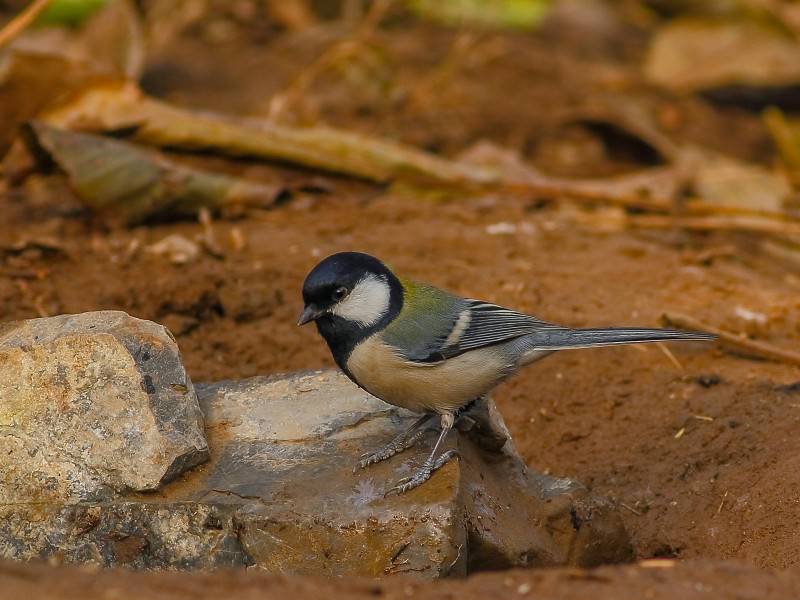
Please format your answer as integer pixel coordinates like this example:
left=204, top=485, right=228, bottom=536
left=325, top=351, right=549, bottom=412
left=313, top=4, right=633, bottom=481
left=145, top=234, right=199, bottom=265
left=21, top=121, right=284, bottom=225
left=0, top=51, right=108, bottom=155
left=0, top=0, right=144, bottom=154
left=692, top=155, right=790, bottom=214
left=645, top=19, right=800, bottom=92
left=40, top=81, right=498, bottom=186
left=6, top=0, right=144, bottom=78
left=20, top=79, right=800, bottom=234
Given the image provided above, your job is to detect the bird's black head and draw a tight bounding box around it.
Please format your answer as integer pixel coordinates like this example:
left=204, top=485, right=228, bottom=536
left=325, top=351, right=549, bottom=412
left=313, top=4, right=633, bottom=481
left=299, top=252, right=403, bottom=368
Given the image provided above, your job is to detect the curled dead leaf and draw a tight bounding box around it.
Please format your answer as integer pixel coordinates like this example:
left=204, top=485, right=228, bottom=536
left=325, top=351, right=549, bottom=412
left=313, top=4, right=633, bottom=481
left=21, top=121, right=284, bottom=225
left=0, top=0, right=144, bottom=155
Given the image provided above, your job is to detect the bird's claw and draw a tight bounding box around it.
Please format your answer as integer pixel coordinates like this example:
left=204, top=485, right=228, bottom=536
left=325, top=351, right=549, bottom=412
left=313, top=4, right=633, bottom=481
left=353, top=445, right=400, bottom=473
left=353, top=426, right=432, bottom=474
left=384, top=450, right=459, bottom=497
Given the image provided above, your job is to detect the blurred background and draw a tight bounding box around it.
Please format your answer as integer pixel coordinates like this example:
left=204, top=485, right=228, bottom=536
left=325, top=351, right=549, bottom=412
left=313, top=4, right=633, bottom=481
left=1, top=0, right=800, bottom=578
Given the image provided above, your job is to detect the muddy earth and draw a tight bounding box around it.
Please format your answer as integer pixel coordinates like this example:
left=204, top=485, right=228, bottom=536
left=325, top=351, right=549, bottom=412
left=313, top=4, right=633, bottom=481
left=1, top=1, right=800, bottom=597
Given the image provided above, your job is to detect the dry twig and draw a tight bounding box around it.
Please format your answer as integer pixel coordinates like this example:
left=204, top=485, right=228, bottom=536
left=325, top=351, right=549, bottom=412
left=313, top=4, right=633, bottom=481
left=0, top=0, right=51, bottom=49
left=617, top=214, right=800, bottom=236
left=761, top=240, right=800, bottom=269
left=198, top=208, right=225, bottom=259
left=678, top=214, right=798, bottom=233
left=656, top=342, right=683, bottom=370
left=716, top=490, right=728, bottom=515
left=662, top=312, right=800, bottom=367
left=620, top=502, right=643, bottom=516
left=640, top=559, right=676, bottom=568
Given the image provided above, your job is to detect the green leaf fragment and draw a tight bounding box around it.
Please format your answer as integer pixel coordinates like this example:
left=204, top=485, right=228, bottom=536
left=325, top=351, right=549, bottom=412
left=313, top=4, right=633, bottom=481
left=408, top=0, right=552, bottom=29
left=36, top=0, right=110, bottom=27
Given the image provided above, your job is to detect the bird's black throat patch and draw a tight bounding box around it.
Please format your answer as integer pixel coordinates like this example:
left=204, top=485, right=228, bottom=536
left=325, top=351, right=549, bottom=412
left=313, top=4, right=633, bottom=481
left=301, top=251, right=405, bottom=378
left=314, top=280, right=403, bottom=375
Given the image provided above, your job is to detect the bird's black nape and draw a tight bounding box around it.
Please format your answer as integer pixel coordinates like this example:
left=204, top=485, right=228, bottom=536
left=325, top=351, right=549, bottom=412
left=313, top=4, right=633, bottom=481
left=300, top=252, right=403, bottom=371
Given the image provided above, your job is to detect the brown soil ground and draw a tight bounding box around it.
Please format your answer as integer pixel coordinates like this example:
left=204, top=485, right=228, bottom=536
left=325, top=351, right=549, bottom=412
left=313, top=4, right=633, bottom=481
left=2, top=4, right=800, bottom=598
left=2, top=559, right=800, bottom=600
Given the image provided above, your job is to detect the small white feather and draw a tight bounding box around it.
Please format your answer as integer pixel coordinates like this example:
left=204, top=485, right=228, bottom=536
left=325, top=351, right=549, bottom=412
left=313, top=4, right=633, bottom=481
left=331, top=273, right=390, bottom=326
left=444, top=309, right=471, bottom=346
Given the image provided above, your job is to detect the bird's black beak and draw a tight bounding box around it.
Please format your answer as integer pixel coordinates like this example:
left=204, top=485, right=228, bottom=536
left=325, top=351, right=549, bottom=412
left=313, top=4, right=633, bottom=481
left=297, top=304, right=324, bottom=326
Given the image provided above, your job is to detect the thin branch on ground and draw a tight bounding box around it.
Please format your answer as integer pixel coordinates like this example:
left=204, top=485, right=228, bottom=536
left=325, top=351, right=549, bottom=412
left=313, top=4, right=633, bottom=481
left=0, top=0, right=51, bottom=49
left=662, top=312, right=800, bottom=367
left=620, top=214, right=800, bottom=236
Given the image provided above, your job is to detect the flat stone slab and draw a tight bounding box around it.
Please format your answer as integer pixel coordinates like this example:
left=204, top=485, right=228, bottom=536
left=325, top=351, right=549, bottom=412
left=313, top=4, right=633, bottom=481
left=0, top=370, right=631, bottom=576
left=0, top=311, right=209, bottom=504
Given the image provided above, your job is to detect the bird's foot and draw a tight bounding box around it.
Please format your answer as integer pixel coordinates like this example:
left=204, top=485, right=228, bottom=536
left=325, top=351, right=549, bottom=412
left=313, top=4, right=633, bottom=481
left=355, top=444, right=401, bottom=472
left=384, top=450, right=459, bottom=496
left=353, top=428, right=428, bottom=473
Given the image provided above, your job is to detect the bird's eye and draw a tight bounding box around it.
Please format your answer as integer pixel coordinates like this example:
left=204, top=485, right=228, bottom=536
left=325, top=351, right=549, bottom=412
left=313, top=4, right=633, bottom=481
left=332, top=287, right=348, bottom=301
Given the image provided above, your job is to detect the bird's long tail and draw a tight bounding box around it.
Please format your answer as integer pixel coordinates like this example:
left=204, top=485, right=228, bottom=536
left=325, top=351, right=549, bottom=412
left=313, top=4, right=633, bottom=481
left=528, top=327, right=716, bottom=351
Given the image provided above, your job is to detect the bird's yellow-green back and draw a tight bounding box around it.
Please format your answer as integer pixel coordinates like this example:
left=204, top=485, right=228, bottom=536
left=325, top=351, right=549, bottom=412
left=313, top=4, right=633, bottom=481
left=380, top=278, right=463, bottom=361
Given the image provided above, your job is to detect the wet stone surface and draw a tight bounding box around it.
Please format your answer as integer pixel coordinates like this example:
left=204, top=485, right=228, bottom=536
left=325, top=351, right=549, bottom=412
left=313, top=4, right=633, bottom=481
left=0, top=367, right=631, bottom=576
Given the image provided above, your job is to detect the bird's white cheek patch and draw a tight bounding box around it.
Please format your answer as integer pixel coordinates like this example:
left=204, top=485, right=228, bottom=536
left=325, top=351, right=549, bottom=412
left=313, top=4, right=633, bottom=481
left=331, top=274, right=390, bottom=326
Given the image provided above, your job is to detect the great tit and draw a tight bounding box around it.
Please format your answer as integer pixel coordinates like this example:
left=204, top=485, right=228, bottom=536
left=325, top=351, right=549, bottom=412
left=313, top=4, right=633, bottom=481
left=299, top=251, right=715, bottom=495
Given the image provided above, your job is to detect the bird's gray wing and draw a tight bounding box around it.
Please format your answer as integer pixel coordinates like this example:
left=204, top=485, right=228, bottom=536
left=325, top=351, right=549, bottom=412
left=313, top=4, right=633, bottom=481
left=383, top=293, right=560, bottom=363
left=445, top=301, right=714, bottom=357
left=437, top=300, right=561, bottom=359
left=381, top=276, right=716, bottom=364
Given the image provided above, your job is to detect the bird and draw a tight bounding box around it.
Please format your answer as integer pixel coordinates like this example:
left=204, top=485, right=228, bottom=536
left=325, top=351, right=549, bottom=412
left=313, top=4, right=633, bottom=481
left=298, top=251, right=715, bottom=495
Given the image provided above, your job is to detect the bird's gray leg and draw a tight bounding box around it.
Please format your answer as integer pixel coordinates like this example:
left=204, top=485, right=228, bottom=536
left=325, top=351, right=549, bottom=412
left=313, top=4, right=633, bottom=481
left=354, top=413, right=436, bottom=472
left=385, top=412, right=458, bottom=496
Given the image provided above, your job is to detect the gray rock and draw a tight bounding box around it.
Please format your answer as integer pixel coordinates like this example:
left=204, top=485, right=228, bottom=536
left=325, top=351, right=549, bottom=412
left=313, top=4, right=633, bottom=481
left=0, top=311, right=209, bottom=504
left=0, top=369, right=631, bottom=576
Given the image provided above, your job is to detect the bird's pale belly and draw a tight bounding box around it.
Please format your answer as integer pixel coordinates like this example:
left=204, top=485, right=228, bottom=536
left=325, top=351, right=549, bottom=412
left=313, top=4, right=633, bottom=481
left=346, top=336, right=513, bottom=414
